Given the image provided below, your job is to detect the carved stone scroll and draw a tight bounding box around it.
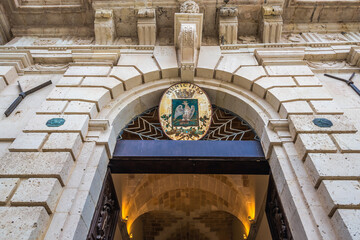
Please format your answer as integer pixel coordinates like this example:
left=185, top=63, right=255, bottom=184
left=219, top=7, right=238, bottom=45
left=137, top=8, right=156, bottom=45
left=94, top=9, right=116, bottom=45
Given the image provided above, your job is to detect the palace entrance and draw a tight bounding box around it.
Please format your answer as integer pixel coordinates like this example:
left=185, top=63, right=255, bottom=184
left=87, top=106, right=292, bottom=240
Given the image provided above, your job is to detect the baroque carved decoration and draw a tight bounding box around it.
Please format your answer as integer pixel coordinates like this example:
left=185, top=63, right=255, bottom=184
left=219, top=7, right=238, bottom=17
left=307, top=61, right=348, bottom=69
left=87, top=169, right=121, bottom=240
left=138, top=8, right=155, bottom=18
left=180, top=0, right=200, bottom=13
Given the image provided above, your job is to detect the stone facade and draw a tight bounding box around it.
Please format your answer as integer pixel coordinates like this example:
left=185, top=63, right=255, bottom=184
left=0, top=0, right=360, bottom=239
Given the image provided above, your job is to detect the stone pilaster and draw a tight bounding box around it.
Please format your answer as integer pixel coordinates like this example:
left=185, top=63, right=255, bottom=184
left=218, top=7, right=238, bottom=45
left=94, top=9, right=116, bottom=45
left=137, top=8, right=156, bottom=45
left=261, top=5, right=283, bottom=43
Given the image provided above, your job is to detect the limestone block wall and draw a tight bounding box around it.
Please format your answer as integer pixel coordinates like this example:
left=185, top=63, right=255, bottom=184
left=0, top=42, right=359, bottom=240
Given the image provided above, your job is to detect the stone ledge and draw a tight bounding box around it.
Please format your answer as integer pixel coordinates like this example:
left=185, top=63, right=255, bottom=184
left=8, top=132, right=48, bottom=152
left=0, top=178, right=19, bottom=205
left=0, top=206, right=49, bottom=240
left=11, top=178, right=62, bottom=214
left=0, top=152, right=73, bottom=186
left=43, top=132, right=83, bottom=160
left=318, top=180, right=360, bottom=217
left=294, top=133, right=337, bottom=161
left=64, top=66, right=111, bottom=77
left=304, top=153, right=360, bottom=188
left=332, top=209, right=360, bottom=240
left=289, top=115, right=357, bottom=140
left=47, top=87, right=111, bottom=111
left=332, top=133, right=360, bottom=153
left=23, top=114, right=89, bottom=141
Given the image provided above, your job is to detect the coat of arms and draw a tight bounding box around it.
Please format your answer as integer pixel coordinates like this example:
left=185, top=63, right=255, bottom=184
left=159, top=83, right=212, bottom=140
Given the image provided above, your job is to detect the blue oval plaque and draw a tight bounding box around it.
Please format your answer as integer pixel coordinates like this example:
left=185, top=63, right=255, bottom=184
left=313, top=118, right=333, bottom=128
left=46, top=118, right=65, bottom=127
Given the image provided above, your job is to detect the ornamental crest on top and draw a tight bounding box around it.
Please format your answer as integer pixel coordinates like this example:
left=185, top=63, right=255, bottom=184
left=159, top=83, right=212, bottom=140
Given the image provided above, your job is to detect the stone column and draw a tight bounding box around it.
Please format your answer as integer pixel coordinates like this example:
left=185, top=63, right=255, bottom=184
left=137, top=8, right=156, bottom=45
left=218, top=7, right=238, bottom=45
left=261, top=5, right=283, bottom=43
left=94, top=9, right=116, bottom=45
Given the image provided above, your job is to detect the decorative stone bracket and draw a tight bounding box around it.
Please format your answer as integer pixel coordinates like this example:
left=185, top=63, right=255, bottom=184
left=218, top=7, right=238, bottom=45
left=137, top=8, right=156, bottom=45
left=174, top=1, right=203, bottom=81
left=94, top=9, right=116, bottom=45
left=88, top=119, right=117, bottom=158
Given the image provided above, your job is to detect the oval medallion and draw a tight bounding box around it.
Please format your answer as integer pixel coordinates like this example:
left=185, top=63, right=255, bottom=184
left=46, top=118, right=65, bottom=127
left=159, top=83, right=212, bottom=140
left=313, top=118, right=333, bottom=128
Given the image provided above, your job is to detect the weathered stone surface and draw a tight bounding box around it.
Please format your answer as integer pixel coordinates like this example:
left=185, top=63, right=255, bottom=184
left=279, top=101, right=313, bottom=118
left=266, top=87, right=332, bottom=110
left=64, top=101, right=98, bottom=119
left=215, top=54, right=258, bottom=82
left=60, top=214, right=88, bottom=240
left=309, top=100, right=343, bottom=115
left=37, top=101, right=68, bottom=114
left=304, top=153, right=360, bottom=187
left=289, top=115, right=357, bottom=139
left=332, top=133, right=360, bottom=153
left=196, top=46, right=221, bottom=78
left=56, top=77, right=83, bottom=87
left=70, top=190, right=95, bottom=229
left=0, top=76, right=6, bottom=91
left=0, top=152, right=73, bottom=185
left=117, top=54, right=160, bottom=82
left=64, top=66, right=111, bottom=77
left=23, top=114, right=89, bottom=140
left=47, top=87, right=111, bottom=111
left=265, top=65, right=313, bottom=76
left=0, top=66, right=18, bottom=84
left=0, top=178, right=19, bottom=205
left=233, top=66, right=267, bottom=90
left=82, top=77, right=124, bottom=98
left=110, top=66, right=142, bottom=90
left=154, top=46, right=179, bottom=78
left=295, top=133, right=337, bottom=160
left=318, top=180, right=360, bottom=217
left=9, top=132, right=48, bottom=152
left=0, top=207, right=49, bottom=240
left=253, top=77, right=296, bottom=98
left=332, top=209, right=360, bottom=240
left=43, top=133, right=83, bottom=160
left=11, top=178, right=62, bottom=214
left=294, top=76, right=322, bottom=86
left=43, top=212, right=68, bottom=240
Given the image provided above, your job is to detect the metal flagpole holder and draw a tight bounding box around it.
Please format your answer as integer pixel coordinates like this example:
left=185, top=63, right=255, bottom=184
left=4, top=80, right=52, bottom=117
left=324, top=73, right=360, bottom=97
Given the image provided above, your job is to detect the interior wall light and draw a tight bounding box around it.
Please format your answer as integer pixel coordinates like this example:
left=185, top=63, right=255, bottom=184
left=248, top=216, right=255, bottom=224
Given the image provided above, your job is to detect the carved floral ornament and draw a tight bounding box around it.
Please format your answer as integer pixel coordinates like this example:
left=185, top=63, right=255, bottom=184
left=219, top=7, right=238, bottom=17
left=180, top=0, right=200, bottom=13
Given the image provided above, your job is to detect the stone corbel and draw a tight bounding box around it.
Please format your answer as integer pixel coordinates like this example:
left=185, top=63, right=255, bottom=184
left=137, top=8, right=156, bottom=45
left=174, top=0, right=203, bottom=81
left=261, top=5, right=283, bottom=43
left=179, top=24, right=197, bottom=81
left=94, top=9, right=116, bottom=45
left=218, top=7, right=238, bottom=45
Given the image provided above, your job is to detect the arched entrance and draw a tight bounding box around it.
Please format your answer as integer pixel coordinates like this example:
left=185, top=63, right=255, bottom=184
left=87, top=79, right=298, bottom=240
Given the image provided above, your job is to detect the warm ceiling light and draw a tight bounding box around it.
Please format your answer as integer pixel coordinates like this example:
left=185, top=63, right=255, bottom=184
left=243, top=233, right=247, bottom=239
left=248, top=216, right=255, bottom=223
left=122, top=216, right=129, bottom=222
left=129, top=233, right=133, bottom=238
